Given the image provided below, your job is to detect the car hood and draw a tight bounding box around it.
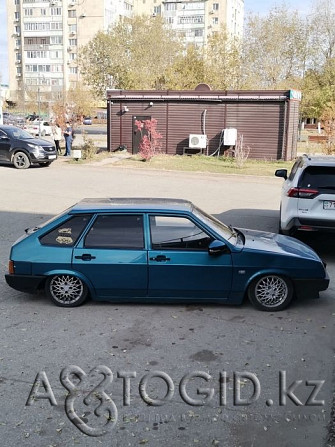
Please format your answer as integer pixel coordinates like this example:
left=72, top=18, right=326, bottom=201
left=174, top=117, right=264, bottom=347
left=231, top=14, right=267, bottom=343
left=240, top=228, right=321, bottom=261
left=16, top=137, right=54, bottom=146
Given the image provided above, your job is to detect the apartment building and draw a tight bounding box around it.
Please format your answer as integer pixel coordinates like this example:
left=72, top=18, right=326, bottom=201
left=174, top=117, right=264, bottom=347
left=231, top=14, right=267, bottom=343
left=6, top=0, right=243, bottom=106
left=6, top=0, right=134, bottom=106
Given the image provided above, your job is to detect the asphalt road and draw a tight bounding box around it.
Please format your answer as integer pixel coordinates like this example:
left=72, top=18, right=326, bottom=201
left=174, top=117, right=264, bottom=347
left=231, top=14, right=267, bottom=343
left=0, top=161, right=334, bottom=447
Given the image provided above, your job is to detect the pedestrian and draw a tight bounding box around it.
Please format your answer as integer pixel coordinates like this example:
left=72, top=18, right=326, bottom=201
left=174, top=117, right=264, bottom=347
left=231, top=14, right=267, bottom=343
left=52, top=123, right=62, bottom=154
left=63, top=122, right=73, bottom=156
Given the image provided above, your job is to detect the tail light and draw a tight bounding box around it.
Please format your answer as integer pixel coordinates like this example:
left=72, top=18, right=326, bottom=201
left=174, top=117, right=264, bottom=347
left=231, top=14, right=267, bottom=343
left=287, top=187, right=319, bottom=199
left=8, top=260, right=15, bottom=274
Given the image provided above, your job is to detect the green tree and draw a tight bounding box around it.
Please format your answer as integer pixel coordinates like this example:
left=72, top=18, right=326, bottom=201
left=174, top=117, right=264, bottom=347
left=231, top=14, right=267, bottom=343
left=204, top=27, right=242, bottom=89
left=79, top=15, right=182, bottom=97
left=164, top=44, right=205, bottom=89
left=242, top=6, right=309, bottom=89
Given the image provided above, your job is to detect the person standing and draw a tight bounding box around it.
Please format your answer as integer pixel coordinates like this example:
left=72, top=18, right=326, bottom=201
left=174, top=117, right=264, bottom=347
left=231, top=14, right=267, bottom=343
left=52, top=123, right=62, bottom=154
left=63, top=122, right=73, bottom=156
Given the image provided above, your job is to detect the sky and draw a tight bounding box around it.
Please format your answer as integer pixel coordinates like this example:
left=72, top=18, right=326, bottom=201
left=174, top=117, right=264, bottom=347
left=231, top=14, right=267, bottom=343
left=0, top=0, right=312, bottom=87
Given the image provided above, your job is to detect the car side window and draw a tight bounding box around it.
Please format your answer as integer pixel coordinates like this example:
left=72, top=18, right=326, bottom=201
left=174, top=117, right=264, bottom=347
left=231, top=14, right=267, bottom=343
left=150, top=215, right=212, bottom=250
left=84, top=214, right=144, bottom=249
left=288, top=159, right=301, bottom=181
left=40, top=214, right=92, bottom=246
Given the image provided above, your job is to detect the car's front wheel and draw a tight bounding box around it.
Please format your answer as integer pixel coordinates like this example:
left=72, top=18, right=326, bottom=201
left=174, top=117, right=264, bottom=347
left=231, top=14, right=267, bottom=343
left=13, top=151, right=30, bottom=169
left=45, top=275, right=88, bottom=307
left=248, top=274, right=293, bottom=311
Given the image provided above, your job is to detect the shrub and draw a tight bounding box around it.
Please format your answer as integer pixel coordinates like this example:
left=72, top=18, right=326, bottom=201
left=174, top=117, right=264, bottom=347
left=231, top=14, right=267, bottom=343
left=80, top=136, right=98, bottom=159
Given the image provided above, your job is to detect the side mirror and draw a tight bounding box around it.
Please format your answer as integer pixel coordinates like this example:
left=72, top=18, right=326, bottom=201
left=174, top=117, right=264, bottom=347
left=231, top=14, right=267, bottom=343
left=275, top=169, right=288, bottom=180
left=208, top=240, right=230, bottom=256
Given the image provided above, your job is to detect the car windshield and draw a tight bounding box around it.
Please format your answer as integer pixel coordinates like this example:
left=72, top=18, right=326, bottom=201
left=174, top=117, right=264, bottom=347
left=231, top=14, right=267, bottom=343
left=193, top=205, right=238, bottom=244
left=6, top=127, right=34, bottom=139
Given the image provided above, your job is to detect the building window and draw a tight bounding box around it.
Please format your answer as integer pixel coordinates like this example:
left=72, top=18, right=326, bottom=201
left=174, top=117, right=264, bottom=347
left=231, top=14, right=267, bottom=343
left=213, top=3, right=219, bottom=10
left=51, top=36, right=63, bottom=44
left=69, top=67, right=78, bottom=74
left=194, top=29, right=203, bottom=37
left=24, top=8, right=33, bottom=16
left=164, top=3, right=177, bottom=11
left=165, top=17, right=174, bottom=24
left=69, top=52, right=76, bottom=60
left=68, top=10, right=76, bottom=18
left=68, top=24, right=77, bottom=33
left=212, top=17, right=219, bottom=25
left=51, top=7, right=62, bottom=16
left=15, top=11, right=20, bottom=20
left=50, top=50, right=62, bottom=59
left=69, top=38, right=77, bottom=46
left=26, top=51, right=48, bottom=58
left=179, top=15, right=204, bottom=24
left=40, top=8, right=47, bottom=16
left=50, top=22, right=62, bottom=30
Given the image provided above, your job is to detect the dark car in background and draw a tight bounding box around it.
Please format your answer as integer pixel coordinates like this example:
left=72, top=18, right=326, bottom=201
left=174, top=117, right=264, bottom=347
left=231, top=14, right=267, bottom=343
left=0, top=125, right=57, bottom=169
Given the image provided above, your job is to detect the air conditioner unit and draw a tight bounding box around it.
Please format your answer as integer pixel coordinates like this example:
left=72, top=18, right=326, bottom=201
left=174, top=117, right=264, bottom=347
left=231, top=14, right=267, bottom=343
left=189, top=134, right=207, bottom=149
left=17, top=73, right=22, bottom=77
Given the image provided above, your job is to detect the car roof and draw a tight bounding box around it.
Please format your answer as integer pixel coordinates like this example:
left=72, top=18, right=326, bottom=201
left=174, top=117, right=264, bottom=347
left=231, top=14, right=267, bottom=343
left=69, top=198, right=194, bottom=213
left=301, top=154, right=335, bottom=167
left=0, top=125, right=20, bottom=131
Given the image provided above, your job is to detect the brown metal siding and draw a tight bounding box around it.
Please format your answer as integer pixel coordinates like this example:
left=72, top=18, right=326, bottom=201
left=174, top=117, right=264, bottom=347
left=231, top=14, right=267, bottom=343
left=107, top=89, right=300, bottom=160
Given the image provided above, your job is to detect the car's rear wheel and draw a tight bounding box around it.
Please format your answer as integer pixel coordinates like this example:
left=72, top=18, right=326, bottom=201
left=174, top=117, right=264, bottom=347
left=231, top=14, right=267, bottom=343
left=46, top=275, right=88, bottom=307
left=248, top=274, right=293, bottom=311
left=13, top=151, right=30, bottom=169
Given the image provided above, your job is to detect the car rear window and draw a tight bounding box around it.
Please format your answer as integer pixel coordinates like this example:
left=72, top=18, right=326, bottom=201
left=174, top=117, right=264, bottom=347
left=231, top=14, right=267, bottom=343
left=299, top=166, right=335, bottom=193
left=39, top=215, right=92, bottom=246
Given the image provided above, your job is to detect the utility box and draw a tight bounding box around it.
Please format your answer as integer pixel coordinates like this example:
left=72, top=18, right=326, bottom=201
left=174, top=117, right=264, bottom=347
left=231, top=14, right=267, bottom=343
left=223, top=128, right=237, bottom=146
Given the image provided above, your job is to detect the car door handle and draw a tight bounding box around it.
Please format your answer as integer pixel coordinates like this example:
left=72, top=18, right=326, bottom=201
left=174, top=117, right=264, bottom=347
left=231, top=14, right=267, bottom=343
left=149, top=255, right=170, bottom=262
left=75, top=253, right=96, bottom=261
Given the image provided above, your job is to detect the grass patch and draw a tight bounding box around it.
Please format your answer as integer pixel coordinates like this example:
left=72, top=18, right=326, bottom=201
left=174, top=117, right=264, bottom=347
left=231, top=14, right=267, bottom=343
left=113, top=154, right=293, bottom=176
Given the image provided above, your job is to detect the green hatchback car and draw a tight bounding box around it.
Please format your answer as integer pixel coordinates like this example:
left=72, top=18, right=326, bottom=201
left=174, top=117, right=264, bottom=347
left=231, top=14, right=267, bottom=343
left=5, top=198, right=329, bottom=310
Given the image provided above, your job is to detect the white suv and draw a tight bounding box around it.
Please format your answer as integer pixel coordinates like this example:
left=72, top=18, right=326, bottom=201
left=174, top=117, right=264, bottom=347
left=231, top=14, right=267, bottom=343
left=275, top=155, right=335, bottom=235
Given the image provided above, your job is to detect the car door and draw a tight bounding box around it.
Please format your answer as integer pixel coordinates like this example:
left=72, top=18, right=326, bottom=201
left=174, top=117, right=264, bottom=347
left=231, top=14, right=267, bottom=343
left=0, top=130, right=11, bottom=161
left=147, top=214, right=233, bottom=300
left=72, top=214, right=148, bottom=299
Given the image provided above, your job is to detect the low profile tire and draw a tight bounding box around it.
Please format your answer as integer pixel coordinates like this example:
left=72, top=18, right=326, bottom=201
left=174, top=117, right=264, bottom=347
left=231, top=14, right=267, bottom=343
left=248, top=274, right=293, bottom=311
left=13, top=151, right=30, bottom=169
left=46, top=274, right=88, bottom=307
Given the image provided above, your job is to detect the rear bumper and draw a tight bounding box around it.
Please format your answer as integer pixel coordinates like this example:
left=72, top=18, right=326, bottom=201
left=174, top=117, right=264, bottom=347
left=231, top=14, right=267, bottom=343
left=285, top=217, right=335, bottom=232
left=5, top=274, right=45, bottom=293
left=293, top=273, right=330, bottom=299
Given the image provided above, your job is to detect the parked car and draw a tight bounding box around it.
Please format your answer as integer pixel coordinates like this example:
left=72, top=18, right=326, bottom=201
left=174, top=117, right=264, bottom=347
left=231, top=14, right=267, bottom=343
left=0, top=125, right=57, bottom=169
left=24, top=120, right=52, bottom=137
left=5, top=198, right=329, bottom=310
left=83, top=116, right=92, bottom=125
left=275, top=154, right=335, bottom=235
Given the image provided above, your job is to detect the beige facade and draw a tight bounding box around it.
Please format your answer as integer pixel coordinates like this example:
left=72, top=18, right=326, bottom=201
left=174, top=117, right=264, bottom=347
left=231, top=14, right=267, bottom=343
left=6, top=0, right=243, bottom=106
